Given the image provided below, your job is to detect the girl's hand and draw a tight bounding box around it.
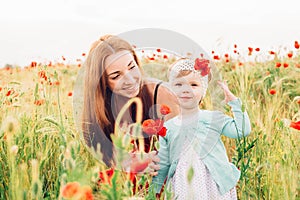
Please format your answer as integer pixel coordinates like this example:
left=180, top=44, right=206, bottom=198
left=217, top=80, right=237, bottom=104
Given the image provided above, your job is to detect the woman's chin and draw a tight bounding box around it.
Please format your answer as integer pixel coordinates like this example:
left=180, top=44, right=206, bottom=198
left=124, top=88, right=140, bottom=98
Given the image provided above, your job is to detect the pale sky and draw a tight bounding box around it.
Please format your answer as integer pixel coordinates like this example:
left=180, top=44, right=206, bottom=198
left=0, top=0, right=299, bottom=67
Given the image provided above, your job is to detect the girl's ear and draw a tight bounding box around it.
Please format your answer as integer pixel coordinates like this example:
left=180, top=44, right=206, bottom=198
left=199, top=97, right=203, bottom=105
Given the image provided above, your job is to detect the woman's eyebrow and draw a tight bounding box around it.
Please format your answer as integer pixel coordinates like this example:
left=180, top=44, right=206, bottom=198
left=108, top=71, right=120, bottom=76
left=127, top=60, right=133, bottom=67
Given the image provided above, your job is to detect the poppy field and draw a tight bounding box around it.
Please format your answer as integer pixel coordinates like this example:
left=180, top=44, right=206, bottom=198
left=0, top=42, right=300, bottom=199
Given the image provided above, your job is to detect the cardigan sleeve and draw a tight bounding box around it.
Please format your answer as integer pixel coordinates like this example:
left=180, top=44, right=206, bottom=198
left=220, top=98, right=252, bottom=138
left=151, top=135, right=171, bottom=194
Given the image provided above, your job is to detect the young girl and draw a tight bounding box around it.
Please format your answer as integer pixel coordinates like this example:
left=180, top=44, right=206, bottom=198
left=151, top=58, right=251, bottom=199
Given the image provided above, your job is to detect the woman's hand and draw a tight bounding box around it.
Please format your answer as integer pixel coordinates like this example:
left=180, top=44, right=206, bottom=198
left=126, top=151, right=160, bottom=176
left=217, top=80, right=237, bottom=104
left=147, top=151, right=160, bottom=176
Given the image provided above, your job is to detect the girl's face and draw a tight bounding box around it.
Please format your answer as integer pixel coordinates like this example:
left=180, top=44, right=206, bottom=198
left=170, top=72, right=203, bottom=110
left=105, top=50, right=142, bottom=98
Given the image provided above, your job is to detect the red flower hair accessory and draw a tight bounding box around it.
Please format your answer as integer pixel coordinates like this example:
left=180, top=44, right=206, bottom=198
left=194, top=58, right=210, bottom=76
left=170, top=58, right=210, bottom=77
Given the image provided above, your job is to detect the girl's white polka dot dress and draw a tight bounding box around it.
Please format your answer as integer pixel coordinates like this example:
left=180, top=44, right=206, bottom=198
left=170, top=143, right=237, bottom=200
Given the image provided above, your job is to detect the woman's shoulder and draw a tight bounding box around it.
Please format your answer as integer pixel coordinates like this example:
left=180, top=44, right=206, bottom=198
left=144, top=78, right=171, bottom=93
left=144, top=78, right=180, bottom=119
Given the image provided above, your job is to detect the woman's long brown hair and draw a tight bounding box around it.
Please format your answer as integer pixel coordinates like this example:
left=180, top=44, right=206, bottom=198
left=82, top=35, right=153, bottom=167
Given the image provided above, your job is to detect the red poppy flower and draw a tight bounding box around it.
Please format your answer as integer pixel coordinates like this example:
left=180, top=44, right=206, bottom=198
left=142, top=119, right=164, bottom=135
left=224, top=53, right=229, bottom=58
left=233, top=50, right=237, bottom=54
left=287, top=52, right=293, bottom=58
left=142, top=119, right=156, bottom=135
left=213, top=55, right=220, bottom=60
left=157, top=127, right=167, bottom=137
left=163, top=55, right=168, bottom=59
left=255, top=48, right=260, bottom=52
left=68, top=92, right=73, bottom=97
left=283, top=63, right=289, bottom=68
left=294, top=41, right=299, bottom=49
left=156, top=48, right=161, bottom=53
left=82, top=53, right=86, bottom=56
left=276, top=62, right=281, bottom=68
left=34, top=99, right=45, bottom=106
left=99, top=168, right=115, bottom=184
left=6, top=90, right=12, bottom=96
left=128, top=172, right=136, bottom=183
left=38, top=70, right=47, bottom=81
left=160, top=104, right=171, bottom=115
left=269, top=51, right=275, bottom=55
left=61, top=182, right=80, bottom=199
left=290, top=121, right=300, bottom=130
left=80, top=186, right=94, bottom=200
left=234, top=44, right=237, bottom=48
left=269, top=89, right=276, bottom=95
left=194, top=58, right=210, bottom=76
left=31, top=61, right=37, bottom=67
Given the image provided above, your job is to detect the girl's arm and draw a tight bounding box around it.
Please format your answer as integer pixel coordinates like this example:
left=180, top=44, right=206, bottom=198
left=221, top=98, right=251, bottom=138
left=217, top=81, right=251, bottom=138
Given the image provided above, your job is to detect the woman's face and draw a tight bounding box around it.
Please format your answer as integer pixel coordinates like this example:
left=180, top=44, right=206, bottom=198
left=105, top=50, right=142, bottom=98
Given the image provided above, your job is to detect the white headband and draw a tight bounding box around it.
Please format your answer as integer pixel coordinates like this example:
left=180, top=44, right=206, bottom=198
left=169, top=58, right=210, bottom=97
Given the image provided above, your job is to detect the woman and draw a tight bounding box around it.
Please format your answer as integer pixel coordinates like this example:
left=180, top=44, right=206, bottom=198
left=81, top=34, right=178, bottom=171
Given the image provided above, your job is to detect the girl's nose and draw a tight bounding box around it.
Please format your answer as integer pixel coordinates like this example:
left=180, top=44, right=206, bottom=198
left=182, top=85, right=192, bottom=93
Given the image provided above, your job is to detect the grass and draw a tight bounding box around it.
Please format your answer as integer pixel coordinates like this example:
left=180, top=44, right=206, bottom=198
left=0, top=46, right=300, bottom=199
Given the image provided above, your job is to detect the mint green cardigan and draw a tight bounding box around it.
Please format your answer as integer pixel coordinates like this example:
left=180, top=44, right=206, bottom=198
left=151, top=99, right=251, bottom=195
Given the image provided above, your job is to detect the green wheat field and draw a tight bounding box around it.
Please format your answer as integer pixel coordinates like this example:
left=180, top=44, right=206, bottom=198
left=0, top=43, right=300, bottom=200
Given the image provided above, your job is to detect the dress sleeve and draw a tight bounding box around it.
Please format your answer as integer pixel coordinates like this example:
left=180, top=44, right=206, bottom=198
left=151, top=134, right=171, bottom=194
left=220, top=98, right=252, bottom=138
